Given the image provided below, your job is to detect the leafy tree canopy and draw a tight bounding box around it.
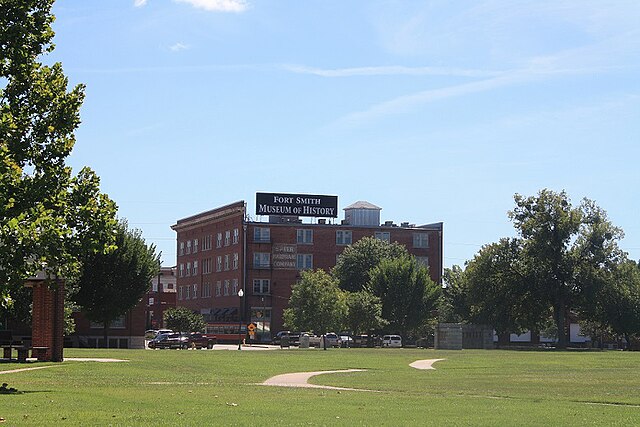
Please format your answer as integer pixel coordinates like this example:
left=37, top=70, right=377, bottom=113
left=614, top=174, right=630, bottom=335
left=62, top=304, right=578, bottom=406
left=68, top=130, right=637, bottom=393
left=164, top=307, right=206, bottom=334
left=369, top=255, right=441, bottom=337
left=1, top=0, right=117, bottom=301
left=71, top=220, right=160, bottom=332
left=283, top=269, right=347, bottom=334
left=333, top=236, right=408, bottom=292
left=344, top=290, right=387, bottom=335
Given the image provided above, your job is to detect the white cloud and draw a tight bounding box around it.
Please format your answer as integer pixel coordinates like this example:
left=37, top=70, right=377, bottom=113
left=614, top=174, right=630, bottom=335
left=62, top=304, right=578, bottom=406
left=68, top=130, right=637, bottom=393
left=169, top=42, right=190, bottom=52
left=173, top=0, right=248, bottom=13
left=133, top=0, right=148, bottom=7
left=282, top=64, right=502, bottom=78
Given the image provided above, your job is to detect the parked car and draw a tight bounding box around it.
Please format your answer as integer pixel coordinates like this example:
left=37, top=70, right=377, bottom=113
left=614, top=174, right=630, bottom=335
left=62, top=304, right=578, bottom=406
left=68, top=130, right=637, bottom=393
left=188, top=333, right=217, bottom=349
left=352, top=334, right=373, bottom=348
left=273, top=331, right=300, bottom=346
left=324, top=333, right=342, bottom=348
left=148, top=333, right=189, bottom=349
left=382, top=334, right=402, bottom=348
left=340, top=334, right=354, bottom=348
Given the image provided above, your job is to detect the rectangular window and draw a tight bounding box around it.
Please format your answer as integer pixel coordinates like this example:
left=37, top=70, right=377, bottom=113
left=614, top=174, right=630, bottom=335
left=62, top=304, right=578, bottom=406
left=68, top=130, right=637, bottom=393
left=149, top=297, right=154, bottom=305
left=186, top=262, right=191, bottom=277
left=216, top=256, right=222, bottom=272
left=233, top=228, right=239, bottom=244
left=374, top=231, right=390, bottom=242
left=185, top=286, right=191, bottom=300
left=203, top=258, right=212, bottom=274
left=204, top=282, right=212, bottom=298
left=193, top=238, right=199, bottom=253
left=217, top=233, right=222, bottom=248
left=253, top=279, right=270, bottom=295
left=216, top=281, right=222, bottom=297
left=253, top=252, right=270, bottom=269
left=192, top=283, right=198, bottom=299
left=224, top=280, right=230, bottom=296
left=232, top=279, right=238, bottom=295
left=186, top=240, right=192, bottom=254
left=254, top=227, right=270, bottom=242
left=413, top=233, right=429, bottom=248
left=179, top=242, right=184, bottom=256
left=225, top=230, right=231, bottom=246
left=416, top=256, right=430, bottom=267
left=203, top=235, right=212, bottom=251
left=297, top=229, right=313, bottom=244
left=179, top=264, right=184, bottom=277
left=233, top=253, right=239, bottom=270
left=224, top=254, right=230, bottom=271
left=336, top=230, right=352, bottom=245
left=296, top=254, right=313, bottom=270
left=178, top=286, right=183, bottom=300
left=193, top=260, right=198, bottom=276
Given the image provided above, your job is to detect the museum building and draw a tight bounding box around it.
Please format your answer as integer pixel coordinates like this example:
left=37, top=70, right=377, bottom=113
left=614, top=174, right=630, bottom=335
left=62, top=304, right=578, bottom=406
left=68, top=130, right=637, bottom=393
left=171, top=194, right=443, bottom=342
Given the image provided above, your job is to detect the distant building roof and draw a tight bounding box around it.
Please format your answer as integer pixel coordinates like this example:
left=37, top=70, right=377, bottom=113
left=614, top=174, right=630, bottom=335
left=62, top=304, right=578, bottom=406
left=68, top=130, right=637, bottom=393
left=343, top=201, right=382, bottom=211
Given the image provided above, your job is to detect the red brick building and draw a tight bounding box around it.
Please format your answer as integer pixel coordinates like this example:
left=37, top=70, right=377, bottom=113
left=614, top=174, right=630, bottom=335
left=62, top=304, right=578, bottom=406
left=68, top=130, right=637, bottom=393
left=145, top=266, right=177, bottom=330
left=171, top=196, right=443, bottom=342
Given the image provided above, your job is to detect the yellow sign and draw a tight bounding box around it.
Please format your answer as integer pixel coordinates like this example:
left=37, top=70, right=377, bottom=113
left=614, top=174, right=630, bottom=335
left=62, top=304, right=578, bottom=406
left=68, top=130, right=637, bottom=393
left=247, top=323, right=256, bottom=332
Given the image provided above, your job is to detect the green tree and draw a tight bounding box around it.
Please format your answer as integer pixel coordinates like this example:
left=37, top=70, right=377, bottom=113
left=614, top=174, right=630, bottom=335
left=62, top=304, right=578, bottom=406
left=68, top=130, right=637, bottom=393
left=509, top=189, right=626, bottom=348
left=369, top=256, right=441, bottom=338
left=72, top=221, right=160, bottom=346
left=440, top=265, right=467, bottom=323
left=344, top=291, right=387, bottom=334
left=0, top=0, right=117, bottom=301
left=283, top=269, right=347, bottom=333
left=163, top=307, right=206, bottom=335
left=462, top=238, right=548, bottom=340
left=333, top=237, right=409, bottom=292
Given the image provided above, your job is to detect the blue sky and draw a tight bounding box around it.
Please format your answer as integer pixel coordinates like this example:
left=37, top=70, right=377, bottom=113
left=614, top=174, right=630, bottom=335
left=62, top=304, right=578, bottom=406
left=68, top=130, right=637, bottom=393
left=49, top=0, right=639, bottom=268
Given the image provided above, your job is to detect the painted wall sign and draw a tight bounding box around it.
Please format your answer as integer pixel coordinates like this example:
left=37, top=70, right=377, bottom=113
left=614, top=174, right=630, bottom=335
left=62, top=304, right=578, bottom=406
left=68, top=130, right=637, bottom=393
left=272, top=244, right=297, bottom=269
left=256, top=192, right=338, bottom=218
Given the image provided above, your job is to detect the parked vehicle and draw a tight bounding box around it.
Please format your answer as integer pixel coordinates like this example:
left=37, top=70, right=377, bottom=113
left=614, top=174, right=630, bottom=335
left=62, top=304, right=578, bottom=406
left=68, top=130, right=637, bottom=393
left=340, top=334, right=354, bottom=348
left=301, top=333, right=322, bottom=347
left=188, top=333, right=217, bottom=349
left=273, top=331, right=300, bottom=346
left=148, top=333, right=189, bottom=349
left=382, top=334, right=402, bottom=348
left=352, top=334, right=373, bottom=348
left=324, top=333, right=342, bottom=348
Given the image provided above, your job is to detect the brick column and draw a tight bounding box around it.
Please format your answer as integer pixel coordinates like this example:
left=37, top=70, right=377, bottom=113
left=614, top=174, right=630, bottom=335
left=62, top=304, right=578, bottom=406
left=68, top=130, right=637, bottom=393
left=31, top=279, right=65, bottom=362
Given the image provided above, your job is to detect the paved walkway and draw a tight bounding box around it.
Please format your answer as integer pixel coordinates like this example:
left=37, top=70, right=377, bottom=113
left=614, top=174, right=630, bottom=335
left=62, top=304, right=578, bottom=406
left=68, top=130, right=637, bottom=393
left=261, top=359, right=446, bottom=391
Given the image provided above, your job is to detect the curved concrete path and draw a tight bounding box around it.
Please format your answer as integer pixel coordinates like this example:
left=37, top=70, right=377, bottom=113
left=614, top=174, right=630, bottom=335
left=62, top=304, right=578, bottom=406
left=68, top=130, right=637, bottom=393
left=262, top=369, right=369, bottom=391
left=410, top=358, right=445, bottom=370
left=261, top=359, right=446, bottom=391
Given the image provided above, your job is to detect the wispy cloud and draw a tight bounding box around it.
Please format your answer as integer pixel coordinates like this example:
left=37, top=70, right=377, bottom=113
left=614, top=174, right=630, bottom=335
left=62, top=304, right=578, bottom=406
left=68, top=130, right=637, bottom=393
left=169, top=42, right=190, bottom=52
left=173, top=0, right=248, bottom=13
left=282, top=64, right=502, bottom=78
left=133, top=0, right=147, bottom=7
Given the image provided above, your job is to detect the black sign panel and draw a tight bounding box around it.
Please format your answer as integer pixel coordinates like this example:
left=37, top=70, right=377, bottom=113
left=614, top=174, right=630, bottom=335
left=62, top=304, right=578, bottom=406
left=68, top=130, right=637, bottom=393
left=256, top=192, right=338, bottom=218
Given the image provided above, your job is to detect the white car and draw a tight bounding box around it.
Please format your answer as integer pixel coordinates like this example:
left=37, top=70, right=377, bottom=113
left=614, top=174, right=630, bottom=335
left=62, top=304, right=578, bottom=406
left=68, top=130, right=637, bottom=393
left=382, top=335, right=402, bottom=348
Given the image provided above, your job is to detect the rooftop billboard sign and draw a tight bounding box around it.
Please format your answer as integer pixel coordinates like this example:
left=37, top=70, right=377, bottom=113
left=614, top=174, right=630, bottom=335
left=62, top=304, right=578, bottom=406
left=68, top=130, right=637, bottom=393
left=256, top=192, right=338, bottom=218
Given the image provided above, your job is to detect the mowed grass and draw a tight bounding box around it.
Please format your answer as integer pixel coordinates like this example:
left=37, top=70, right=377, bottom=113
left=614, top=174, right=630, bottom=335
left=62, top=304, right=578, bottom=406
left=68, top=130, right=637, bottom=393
left=1, top=348, right=639, bottom=426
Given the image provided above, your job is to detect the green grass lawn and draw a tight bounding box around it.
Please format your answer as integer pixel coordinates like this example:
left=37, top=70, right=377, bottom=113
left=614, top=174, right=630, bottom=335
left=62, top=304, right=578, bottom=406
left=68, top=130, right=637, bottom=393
left=1, top=348, right=639, bottom=426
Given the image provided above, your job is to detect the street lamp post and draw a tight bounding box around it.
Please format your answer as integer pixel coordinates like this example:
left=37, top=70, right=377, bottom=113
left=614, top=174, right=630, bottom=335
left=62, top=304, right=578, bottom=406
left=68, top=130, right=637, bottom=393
left=237, top=288, right=244, bottom=350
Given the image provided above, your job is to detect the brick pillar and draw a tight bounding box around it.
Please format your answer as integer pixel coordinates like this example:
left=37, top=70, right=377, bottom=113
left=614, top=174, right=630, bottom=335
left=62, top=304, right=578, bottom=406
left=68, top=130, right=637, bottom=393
left=31, top=279, right=65, bottom=362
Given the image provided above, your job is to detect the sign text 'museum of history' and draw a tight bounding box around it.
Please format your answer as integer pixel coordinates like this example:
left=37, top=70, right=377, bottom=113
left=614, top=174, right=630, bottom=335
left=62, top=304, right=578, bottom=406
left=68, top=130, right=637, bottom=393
left=256, top=192, right=338, bottom=218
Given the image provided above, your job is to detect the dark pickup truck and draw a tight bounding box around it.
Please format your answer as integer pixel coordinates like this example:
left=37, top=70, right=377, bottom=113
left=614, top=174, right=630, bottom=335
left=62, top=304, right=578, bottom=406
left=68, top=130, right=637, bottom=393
left=188, top=333, right=217, bottom=349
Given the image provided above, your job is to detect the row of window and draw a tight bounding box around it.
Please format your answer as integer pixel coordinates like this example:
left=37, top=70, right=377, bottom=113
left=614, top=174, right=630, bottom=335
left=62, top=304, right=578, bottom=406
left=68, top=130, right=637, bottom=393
left=178, top=278, right=270, bottom=300
left=179, top=229, right=240, bottom=256
left=179, top=253, right=239, bottom=277
left=253, top=227, right=430, bottom=248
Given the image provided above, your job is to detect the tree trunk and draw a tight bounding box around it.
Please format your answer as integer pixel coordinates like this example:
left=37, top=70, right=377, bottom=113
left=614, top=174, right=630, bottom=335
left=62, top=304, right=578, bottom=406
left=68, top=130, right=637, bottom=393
left=497, top=332, right=510, bottom=348
left=103, top=321, right=110, bottom=349
left=554, top=302, right=567, bottom=349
